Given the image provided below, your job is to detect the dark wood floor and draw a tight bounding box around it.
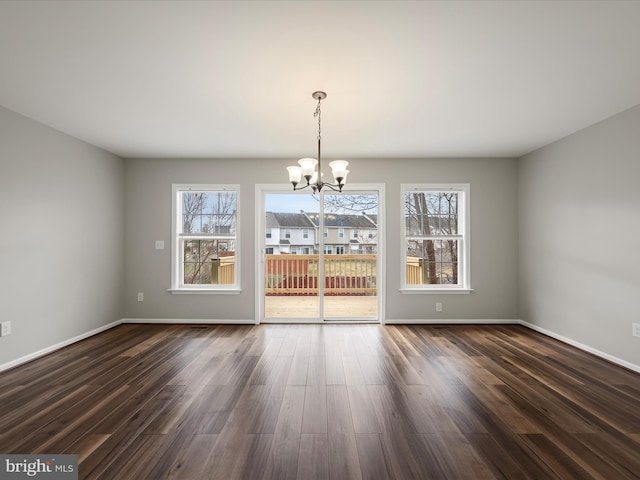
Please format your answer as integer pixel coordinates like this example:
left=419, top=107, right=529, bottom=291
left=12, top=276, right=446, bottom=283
left=1, top=324, right=640, bottom=479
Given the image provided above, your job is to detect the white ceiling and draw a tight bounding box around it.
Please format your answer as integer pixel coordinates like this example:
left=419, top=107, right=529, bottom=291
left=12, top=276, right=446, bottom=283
left=0, top=0, right=639, bottom=159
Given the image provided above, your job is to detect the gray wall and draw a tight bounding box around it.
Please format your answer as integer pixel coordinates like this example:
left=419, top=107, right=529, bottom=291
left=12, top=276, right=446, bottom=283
left=123, top=157, right=519, bottom=321
left=4, top=99, right=637, bottom=370
left=0, top=106, right=124, bottom=367
left=519, top=105, right=640, bottom=367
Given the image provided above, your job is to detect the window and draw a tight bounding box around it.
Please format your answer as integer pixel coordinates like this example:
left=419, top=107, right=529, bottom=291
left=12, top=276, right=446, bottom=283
left=284, top=229, right=291, bottom=239
left=323, top=228, right=328, bottom=238
left=266, top=228, right=272, bottom=239
left=266, top=247, right=274, bottom=254
left=302, top=247, right=310, bottom=254
left=324, top=245, right=333, bottom=254
left=171, top=184, right=240, bottom=292
left=335, top=246, right=345, bottom=254
left=401, top=184, right=470, bottom=292
left=352, top=229, right=359, bottom=239
left=303, top=229, right=309, bottom=239
left=338, top=227, right=344, bottom=238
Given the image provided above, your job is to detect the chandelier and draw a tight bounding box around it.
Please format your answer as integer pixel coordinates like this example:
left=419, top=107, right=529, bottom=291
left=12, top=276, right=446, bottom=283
left=286, top=91, right=349, bottom=192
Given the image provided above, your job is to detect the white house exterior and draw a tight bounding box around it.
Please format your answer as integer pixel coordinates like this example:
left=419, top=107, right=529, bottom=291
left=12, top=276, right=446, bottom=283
left=266, top=211, right=378, bottom=255
left=265, top=212, right=316, bottom=254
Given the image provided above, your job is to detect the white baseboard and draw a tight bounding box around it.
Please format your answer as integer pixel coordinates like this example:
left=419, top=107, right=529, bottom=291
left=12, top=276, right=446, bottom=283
left=519, top=320, right=640, bottom=374
left=120, top=318, right=257, bottom=325
left=384, top=318, right=519, bottom=324
left=0, top=319, right=123, bottom=373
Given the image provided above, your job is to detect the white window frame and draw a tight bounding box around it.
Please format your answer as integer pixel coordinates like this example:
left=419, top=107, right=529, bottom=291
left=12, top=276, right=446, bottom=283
left=400, top=183, right=471, bottom=294
left=284, top=229, right=291, bottom=239
left=303, top=229, right=309, bottom=239
left=170, top=184, right=241, bottom=294
left=338, top=227, right=344, bottom=238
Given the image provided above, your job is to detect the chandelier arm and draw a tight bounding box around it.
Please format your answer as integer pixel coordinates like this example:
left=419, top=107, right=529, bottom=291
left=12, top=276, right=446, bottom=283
left=291, top=181, right=343, bottom=192
left=321, top=182, right=343, bottom=192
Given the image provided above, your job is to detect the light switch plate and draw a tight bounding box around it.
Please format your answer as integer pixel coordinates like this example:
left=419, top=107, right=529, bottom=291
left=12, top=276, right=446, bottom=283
left=1, top=321, right=11, bottom=336
left=155, top=240, right=165, bottom=250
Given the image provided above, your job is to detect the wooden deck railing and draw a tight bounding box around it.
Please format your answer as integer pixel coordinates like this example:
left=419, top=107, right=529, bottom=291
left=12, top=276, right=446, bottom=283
left=216, top=255, right=434, bottom=288
left=406, top=256, right=424, bottom=284
left=265, top=254, right=377, bottom=296
left=211, top=256, right=235, bottom=284
left=406, top=256, right=457, bottom=284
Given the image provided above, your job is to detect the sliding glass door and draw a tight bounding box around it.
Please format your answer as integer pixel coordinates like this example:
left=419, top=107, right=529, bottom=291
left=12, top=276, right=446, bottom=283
left=321, top=192, right=378, bottom=320
left=260, top=187, right=381, bottom=322
left=264, top=192, right=320, bottom=319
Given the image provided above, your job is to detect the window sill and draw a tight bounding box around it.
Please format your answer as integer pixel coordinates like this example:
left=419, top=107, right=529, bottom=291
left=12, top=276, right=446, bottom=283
left=400, top=288, right=473, bottom=295
left=169, top=288, right=242, bottom=295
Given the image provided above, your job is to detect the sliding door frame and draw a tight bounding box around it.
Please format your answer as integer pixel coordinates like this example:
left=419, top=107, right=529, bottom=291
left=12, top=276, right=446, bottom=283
left=255, top=183, right=385, bottom=324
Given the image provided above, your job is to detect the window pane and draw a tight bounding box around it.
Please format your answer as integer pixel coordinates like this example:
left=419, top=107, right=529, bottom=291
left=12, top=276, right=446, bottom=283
left=183, top=239, right=213, bottom=284
left=182, top=239, right=236, bottom=285
left=405, top=239, right=459, bottom=285
left=404, top=192, right=458, bottom=236
left=182, top=191, right=236, bottom=234
left=436, top=262, right=458, bottom=285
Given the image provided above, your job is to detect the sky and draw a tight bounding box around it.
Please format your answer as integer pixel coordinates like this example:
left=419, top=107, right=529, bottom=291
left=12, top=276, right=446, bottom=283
left=265, top=193, right=379, bottom=215
left=265, top=193, right=321, bottom=213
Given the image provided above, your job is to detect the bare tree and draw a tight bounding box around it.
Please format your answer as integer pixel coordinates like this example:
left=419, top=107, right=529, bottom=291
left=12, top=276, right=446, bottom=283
left=413, top=193, right=437, bottom=283
left=443, top=193, right=458, bottom=284
left=183, top=192, right=206, bottom=233
left=322, top=194, right=378, bottom=214
left=405, top=192, right=458, bottom=284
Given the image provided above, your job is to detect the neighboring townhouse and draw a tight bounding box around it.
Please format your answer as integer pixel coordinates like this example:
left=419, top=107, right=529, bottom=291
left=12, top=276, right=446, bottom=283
left=266, top=211, right=378, bottom=255
left=304, top=212, right=378, bottom=254
left=265, top=211, right=316, bottom=254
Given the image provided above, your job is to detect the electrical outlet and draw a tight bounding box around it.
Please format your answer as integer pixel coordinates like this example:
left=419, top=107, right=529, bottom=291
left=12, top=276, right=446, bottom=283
left=1, top=321, right=11, bottom=337
left=436, top=302, right=443, bottom=312
left=633, top=323, right=640, bottom=338
left=155, top=240, right=165, bottom=250
left=137, top=292, right=144, bottom=302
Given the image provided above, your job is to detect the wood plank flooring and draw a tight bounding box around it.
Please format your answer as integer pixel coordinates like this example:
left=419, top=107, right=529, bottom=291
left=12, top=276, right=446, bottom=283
left=1, top=324, right=640, bottom=479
